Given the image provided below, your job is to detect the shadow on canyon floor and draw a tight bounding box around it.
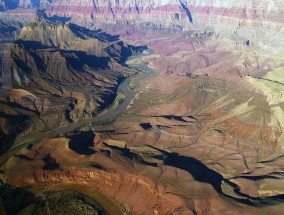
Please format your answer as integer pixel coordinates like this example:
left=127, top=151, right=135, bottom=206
left=0, top=184, right=36, bottom=215
left=145, top=145, right=284, bottom=206
left=67, top=131, right=95, bottom=155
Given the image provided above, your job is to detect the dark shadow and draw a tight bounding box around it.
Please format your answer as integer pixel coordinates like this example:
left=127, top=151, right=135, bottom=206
left=179, top=0, right=193, bottom=23
left=15, top=40, right=110, bottom=70
left=14, top=154, right=34, bottom=161
left=95, top=76, right=124, bottom=111
left=0, top=102, right=38, bottom=115
left=47, top=16, right=71, bottom=23
left=104, top=44, right=147, bottom=66
left=106, top=145, right=158, bottom=167
left=146, top=145, right=284, bottom=206
left=97, top=32, right=120, bottom=42
left=0, top=132, right=17, bottom=155
left=0, top=25, right=18, bottom=34
left=68, top=24, right=119, bottom=42
left=42, top=154, right=60, bottom=170
left=0, top=113, right=31, bottom=155
left=91, top=163, right=109, bottom=171
left=65, top=101, right=76, bottom=123
left=139, top=123, right=152, bottom=130
left=128, top=45, right=148, bottom=54
left=67, top=131, right=95, bottom=155
left=161, top=149, right=224, bottom=193
left=3, top=0, right=19, bottom=10
left=162, top=115, right=189, bottom=122
left=32, top=0, right=40, bottom=7
left=154, top=115, right=197, bottom=122
left=64, top=109, right=73, bottom=123
left=15, top=40, right=51, bottom=49
left=186, top=72, right=199, bottom=79
left=104, top=42, right=132, bottom=65
left=52, top=50, right=110, bottom=71
left=0, top=184, right=37, bottom=215
left=73, top=51, right=110, bottom=69
left=11, top=54, right=33, bottom=75
left=28, top=50, right=47, bottom=71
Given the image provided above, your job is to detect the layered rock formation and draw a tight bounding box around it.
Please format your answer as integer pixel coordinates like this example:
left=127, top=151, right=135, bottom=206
left=1, top=0, right=284, bottom=214
left=0, top=20, right=22, bottom=88
left=1, top=0, right=284, bottom=32
left=45, top=0, right=284, bottom=29
left=0, top=8, right=37, bottom=23
left=43, top=0, right=284, bottom=54
left=0, top=134, right=260, bottom=214
left=0, top=19, right=144, bottom=153
left=1, top=0, right=284, bottom=53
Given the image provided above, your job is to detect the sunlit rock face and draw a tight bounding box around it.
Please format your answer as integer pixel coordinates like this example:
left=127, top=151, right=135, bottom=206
left=1, top=1, right=284, bottom=215
left=43, top=0, right=284, bottom=54
left=45, top=0, right=284, bottom=29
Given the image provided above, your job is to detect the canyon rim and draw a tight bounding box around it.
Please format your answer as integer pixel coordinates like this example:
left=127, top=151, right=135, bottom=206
left=1, top=0, right=284, bottom=214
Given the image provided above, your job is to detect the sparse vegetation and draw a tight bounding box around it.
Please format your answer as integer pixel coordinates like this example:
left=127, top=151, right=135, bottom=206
left=99, top=90, right=126, bottom=114
left=127, top=79, right=138, bottom=90
left=91, top=113, right=122, bottom=126
left=19, top=190, right=109, bottom=215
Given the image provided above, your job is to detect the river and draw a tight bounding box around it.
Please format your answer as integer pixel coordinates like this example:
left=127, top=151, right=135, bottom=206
left=0, top=50, right=156, bottom=214
left=1, top=50, right=155, bottom=157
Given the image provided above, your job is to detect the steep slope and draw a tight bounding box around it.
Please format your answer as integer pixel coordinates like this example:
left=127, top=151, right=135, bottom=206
left=1, top=1, right=284, bottom=214
left=2, top=0, right=284, bottom=33
left=0, top=19, right=22, bottom=41
left=0, top=19, right=143, bottom=153
left=0, top=20, right=22, bottom=88
left=45, top=0, right=284, bottom=29
left=1, top=0, right=284, bottom=53
left=43, top=0, right=284, bottom=54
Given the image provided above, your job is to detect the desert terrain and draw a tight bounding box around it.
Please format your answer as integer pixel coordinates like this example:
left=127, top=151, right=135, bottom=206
left=1, top=0, right=284, bottom=214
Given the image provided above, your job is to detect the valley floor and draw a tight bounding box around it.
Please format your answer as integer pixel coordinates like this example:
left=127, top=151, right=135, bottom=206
left=2, top=23, right=284, bottom=215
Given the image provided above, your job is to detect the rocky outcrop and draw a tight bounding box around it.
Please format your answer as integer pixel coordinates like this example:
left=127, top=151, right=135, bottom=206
left=42, top=0, right=284, bottom=54
left=0, top=8, right=37, bottom=22
left=46, top=0, right=94, bottom=25
left=0, top=20, right=23, bottom=88
left=1, top=1, right=284, bottom=214
left=44, top=0, right=284, bottom=30
left=9, top=168, right=193, bottom=214
left=18, top=0, right=35, bottom=9
left=1, top=0, right=284, bottom=32
left=0, top=136, right=248, bottom=214
left=0, top=20, right=142, bottom=152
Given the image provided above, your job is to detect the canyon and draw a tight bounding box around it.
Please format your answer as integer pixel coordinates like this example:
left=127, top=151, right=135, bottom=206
left=1, top=0, right=284, bottom=215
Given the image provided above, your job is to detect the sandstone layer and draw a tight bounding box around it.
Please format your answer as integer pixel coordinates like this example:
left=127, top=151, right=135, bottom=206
left=0, top=19, right=145, bottom=153
left=1, top=1, right=284, bottom=215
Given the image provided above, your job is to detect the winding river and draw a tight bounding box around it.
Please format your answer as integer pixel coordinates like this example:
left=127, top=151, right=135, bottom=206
left=2, top=50, right=155, bottom=155
left=0, top=50, right=156, bottom=215
left=94, top=52, right=155, bottom=121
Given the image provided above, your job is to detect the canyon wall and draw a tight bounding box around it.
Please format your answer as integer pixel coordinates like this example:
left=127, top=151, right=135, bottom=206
left=43, top=0, right=284, bottom=54
left=2, top=0, right=284, bottom=47
left=44, top=0, right=284, bottom=30
left=2, top=0, right=281, bottom=31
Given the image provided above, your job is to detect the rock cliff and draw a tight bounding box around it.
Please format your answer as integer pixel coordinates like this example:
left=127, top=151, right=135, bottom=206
left=1, top=1, right=284, bottom=214
left=45, top=0, right=284, bottom=30
left=42, top=0, right=284, bottom=54
left=0, top=19, right=143, bottom=153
